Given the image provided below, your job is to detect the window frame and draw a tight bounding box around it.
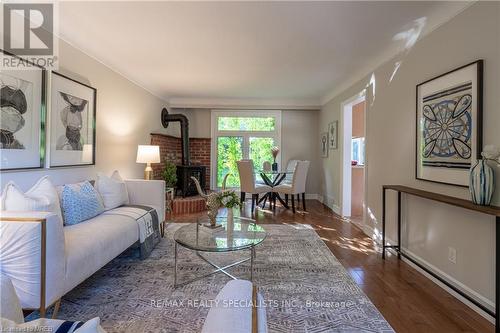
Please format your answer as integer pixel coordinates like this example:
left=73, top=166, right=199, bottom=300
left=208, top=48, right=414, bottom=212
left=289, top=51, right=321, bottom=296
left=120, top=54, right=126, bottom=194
left=210, top=110, right=282, bottom=189
left=351, top=137, right=365, bottom=166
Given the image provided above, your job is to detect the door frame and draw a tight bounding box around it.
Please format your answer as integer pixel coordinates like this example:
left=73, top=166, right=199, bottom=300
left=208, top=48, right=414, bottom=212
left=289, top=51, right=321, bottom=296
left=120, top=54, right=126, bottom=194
left=210, top=110, right=282, bottom=190
left=340, top=90, right=366, bottom=219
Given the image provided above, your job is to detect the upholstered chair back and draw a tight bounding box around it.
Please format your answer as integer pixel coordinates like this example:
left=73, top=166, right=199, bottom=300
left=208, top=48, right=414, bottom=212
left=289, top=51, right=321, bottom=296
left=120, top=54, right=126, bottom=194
left=291, top=160, right=310, bottom=193
left=286, top=159, right=299, bottom=173
left=285, top=159, right=299, bottom=182
left=237, top=160, right=256, bottom=193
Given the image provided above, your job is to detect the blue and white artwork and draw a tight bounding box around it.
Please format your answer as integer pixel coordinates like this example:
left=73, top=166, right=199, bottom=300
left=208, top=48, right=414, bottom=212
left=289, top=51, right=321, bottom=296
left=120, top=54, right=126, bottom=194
left=416, top=60, right=483, bottom=187
left=421, top=82, right=472, bottom=169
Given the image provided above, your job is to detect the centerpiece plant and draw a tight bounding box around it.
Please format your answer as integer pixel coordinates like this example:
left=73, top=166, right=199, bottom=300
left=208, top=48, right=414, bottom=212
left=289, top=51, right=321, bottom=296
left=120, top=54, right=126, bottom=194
left=217, top=190, right=241, bottom=223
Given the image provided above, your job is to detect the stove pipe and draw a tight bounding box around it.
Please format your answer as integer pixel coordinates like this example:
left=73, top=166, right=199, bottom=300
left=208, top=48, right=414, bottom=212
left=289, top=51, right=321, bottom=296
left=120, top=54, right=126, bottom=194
left=161, top=108, right=190, bottom=166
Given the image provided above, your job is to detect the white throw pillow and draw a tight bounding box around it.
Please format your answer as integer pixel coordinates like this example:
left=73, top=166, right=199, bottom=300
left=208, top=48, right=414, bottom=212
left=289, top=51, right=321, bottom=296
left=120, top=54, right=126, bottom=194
left=75, top=317, right=107, bottom=333
left=95, top=170, right=129, bottom=210
left=1, top=176, right=63, bottom=223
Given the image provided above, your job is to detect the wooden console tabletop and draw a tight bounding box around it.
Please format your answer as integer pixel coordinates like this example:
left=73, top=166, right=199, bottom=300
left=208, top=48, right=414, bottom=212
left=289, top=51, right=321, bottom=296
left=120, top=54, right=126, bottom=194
left=383, top=185, right=500, bottom=217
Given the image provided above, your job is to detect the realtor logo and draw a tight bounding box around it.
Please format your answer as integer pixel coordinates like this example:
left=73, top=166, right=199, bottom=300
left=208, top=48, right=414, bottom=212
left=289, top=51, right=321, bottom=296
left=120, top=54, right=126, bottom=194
left=1, top=1, right=58, bottom=69
left=4, top=3, right=53, bottom=55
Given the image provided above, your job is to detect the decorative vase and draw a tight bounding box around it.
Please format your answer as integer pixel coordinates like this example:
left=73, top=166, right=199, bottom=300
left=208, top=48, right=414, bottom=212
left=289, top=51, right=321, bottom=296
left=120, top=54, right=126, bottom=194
left=226, top=208, right=234, bottom=244
left=227, top=208, right=234, bottom=224
left=469, top=159, right=495, bottom=206
left=272, top=161, right=278, bottom=171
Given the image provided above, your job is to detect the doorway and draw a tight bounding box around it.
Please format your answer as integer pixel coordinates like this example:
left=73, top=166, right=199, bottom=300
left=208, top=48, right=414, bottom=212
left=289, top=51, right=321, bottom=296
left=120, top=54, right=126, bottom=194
left=341, top=91, right=366, bottom=230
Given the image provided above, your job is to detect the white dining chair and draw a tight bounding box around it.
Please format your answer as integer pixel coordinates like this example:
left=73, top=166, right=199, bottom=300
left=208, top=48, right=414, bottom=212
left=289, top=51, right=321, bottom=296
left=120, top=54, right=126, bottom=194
left=237, top=159, right=273, bottom=211
left=283, top=159, right=299, bottom=184
left=274, top=160, right=310, bottom=213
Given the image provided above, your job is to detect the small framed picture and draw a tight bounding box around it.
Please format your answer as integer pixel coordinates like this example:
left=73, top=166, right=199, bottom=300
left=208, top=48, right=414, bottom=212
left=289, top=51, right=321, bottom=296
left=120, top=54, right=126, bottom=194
left=328, top=121, right=338, bottom=149
left=416, top=60, right=483, bottom=187
left=49, top=72, right=96, bottom=167
left=320, top=132, right=328, bottom=158
left=0, top=50, right=46, bottom=170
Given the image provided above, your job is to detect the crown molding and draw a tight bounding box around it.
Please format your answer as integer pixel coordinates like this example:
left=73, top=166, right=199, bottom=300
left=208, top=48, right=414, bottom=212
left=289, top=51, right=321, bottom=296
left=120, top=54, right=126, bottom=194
left=169, top=97, right=321, bottom=110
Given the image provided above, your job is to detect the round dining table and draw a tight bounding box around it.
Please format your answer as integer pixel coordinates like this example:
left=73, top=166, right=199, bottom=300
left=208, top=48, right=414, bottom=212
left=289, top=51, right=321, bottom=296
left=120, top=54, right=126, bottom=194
left=256, top=170, right=293, bottom=209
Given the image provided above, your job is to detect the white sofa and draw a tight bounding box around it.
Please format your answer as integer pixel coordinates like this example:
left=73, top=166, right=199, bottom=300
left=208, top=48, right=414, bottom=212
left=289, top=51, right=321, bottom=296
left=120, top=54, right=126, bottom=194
left=0, top=179, right=165, bottom=316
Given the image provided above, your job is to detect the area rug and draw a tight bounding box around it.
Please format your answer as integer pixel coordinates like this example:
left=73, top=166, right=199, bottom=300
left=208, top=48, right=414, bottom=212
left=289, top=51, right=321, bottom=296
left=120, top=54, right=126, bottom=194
left=56, top=223, right=394, bottom=333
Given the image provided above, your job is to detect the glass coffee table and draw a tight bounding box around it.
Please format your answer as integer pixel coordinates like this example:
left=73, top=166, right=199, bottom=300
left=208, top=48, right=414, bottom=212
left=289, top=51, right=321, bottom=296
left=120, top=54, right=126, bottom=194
left=173, top=216, right=266, bottom=288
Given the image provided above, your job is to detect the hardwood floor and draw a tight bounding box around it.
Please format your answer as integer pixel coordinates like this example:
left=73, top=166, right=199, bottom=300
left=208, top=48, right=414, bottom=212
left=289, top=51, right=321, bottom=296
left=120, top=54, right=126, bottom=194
left=171, top=199, right=494, bottom=333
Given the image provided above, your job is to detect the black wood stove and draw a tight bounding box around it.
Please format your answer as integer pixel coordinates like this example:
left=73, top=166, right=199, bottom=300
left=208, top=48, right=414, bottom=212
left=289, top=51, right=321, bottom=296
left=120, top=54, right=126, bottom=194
left=161, top=108, right=206, bottom=197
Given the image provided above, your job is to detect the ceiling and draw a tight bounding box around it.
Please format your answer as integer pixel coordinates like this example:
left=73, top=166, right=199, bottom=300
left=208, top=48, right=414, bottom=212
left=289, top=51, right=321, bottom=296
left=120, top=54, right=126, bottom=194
left=59, top=1, right=471, bottom=108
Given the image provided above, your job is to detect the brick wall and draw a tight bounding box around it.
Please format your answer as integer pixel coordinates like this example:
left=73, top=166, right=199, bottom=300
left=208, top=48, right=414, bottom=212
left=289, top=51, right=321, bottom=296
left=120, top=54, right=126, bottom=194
left=150, top=133, right=211, bottom=189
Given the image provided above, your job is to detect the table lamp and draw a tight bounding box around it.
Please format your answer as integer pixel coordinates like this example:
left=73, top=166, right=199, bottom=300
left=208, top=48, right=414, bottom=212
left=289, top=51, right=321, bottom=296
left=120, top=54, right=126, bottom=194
left=136, top=145, right=160, bottom=180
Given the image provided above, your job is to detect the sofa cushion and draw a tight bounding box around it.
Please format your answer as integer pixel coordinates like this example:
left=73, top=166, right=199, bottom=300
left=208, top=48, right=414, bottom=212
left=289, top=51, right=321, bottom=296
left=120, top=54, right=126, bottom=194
left=95, top=171, right=129, bottom=211
left=63, top=213, right=138, bottom=294
left=1, top=176, right=63, bottom=223
left=61, top=182, right=104, bottom=226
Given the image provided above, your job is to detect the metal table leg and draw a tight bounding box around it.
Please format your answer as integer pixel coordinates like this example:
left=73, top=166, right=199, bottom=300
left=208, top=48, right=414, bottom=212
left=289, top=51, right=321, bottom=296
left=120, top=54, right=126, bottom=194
left=382, top=187, right=386, bottom=259
left=174, top=242, right=178, bottom=287
left=250, top=246, right=255, bottom=281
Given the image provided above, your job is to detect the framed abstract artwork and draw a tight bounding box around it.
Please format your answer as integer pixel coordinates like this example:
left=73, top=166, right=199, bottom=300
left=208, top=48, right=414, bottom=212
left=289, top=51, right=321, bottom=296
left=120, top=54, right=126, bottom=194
left=416, top=60, right=483, bottom=187
left=49, top=72, right=96, bottom=167
left=328, top=121, right=338, bottom=149
left=320, top=132, right=328, bottom=158
left=0, top=50, right=46, bottom=170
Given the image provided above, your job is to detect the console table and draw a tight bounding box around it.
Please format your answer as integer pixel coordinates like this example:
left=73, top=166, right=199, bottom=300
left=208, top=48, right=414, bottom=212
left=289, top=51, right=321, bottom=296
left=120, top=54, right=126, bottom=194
left=382, top=185, right=500, bottom=332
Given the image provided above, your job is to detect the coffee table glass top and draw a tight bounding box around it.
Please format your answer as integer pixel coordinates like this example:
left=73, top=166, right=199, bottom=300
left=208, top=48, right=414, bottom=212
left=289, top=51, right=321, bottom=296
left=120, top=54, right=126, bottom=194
left=173, top=216, right=266, bottom=252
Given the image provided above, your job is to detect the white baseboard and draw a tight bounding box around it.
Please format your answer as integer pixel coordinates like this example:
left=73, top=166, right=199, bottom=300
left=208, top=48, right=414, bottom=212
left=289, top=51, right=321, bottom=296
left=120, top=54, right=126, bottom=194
left=318, top=194, right=341, bottom=215
left=305, top=193, right=320, bottom=200
left=383, top=237, right=494, bottom=323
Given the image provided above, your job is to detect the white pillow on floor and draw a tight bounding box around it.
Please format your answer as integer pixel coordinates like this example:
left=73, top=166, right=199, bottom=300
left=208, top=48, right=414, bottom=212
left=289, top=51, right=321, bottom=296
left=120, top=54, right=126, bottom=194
left=1, top=176, right=63, bottom=223
left=95, top=171, right=129, bottom=210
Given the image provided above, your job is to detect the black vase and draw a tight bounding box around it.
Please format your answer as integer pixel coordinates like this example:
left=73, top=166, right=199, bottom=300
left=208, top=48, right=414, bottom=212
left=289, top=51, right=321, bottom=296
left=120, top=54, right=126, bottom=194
left=272, top=162, right=278, bottom=171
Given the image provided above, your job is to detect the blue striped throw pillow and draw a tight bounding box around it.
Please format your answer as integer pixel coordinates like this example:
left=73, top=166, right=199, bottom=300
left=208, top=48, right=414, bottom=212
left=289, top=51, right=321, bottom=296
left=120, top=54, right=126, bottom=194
left=61, top=181, right=104, bottom=225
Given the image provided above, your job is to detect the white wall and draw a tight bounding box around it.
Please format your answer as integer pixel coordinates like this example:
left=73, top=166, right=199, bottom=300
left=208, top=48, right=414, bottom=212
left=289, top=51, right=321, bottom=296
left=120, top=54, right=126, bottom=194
left=166, top=108, right=320, bottom=194
left=319, top=2, right=499, bottom=312
left=0, top=39, right=168, bottom=190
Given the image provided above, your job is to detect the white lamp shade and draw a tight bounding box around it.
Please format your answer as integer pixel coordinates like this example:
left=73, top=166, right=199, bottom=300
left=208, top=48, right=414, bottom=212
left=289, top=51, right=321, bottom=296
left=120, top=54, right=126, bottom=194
left=136, top=145, right=160, bottom=163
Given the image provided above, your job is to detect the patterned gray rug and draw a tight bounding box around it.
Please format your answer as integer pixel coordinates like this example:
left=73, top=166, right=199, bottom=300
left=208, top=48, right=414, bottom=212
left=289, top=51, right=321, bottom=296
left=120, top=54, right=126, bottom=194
left=56, top=223, right=394, bottom=333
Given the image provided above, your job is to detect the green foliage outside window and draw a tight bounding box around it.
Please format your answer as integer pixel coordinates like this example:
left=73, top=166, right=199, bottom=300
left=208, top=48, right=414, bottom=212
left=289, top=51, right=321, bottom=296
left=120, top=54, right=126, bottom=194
left=249, top=137, right=274, bottom=182
left=217, top=137, right=243, bottom=187
left=217, top=136, right=275, bottom=188
left=218, top=117, right=275, bottom=131
left=216, top=116, right=277, bottom=188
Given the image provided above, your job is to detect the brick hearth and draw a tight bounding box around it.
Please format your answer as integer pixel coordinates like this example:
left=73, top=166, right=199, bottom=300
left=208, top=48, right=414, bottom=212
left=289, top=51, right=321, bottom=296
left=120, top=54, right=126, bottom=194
left=171, top=195, right=207, bottom=215
left=150, top=133, right=211, bottom=189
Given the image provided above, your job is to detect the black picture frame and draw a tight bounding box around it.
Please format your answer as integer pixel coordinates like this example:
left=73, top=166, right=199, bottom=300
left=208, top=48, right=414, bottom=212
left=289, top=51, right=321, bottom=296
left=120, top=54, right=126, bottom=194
left=0, top=49, right=46, bottom=171
left=415, top=60, right=483, bottom=187
left=49, top=71, right=97, bottom=167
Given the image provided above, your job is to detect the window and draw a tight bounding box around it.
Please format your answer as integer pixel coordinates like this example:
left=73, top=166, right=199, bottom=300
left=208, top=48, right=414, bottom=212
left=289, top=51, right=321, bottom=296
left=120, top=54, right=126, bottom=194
left=211, top=110, right=282, bottom=188
left=351, top=137, right=365, bottom=165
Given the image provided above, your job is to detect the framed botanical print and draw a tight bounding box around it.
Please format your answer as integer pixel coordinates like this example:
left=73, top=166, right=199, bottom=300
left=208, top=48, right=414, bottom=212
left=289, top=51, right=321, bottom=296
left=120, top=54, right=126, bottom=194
left=416, top=60, right=483, bottom=187
left=0, top=50, right=46, bottom=170
left=320, top=132, right=328, bottom=158
left=328, top=121, right=338, bottom=149
left=49, top=72, right=96, bottom=167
